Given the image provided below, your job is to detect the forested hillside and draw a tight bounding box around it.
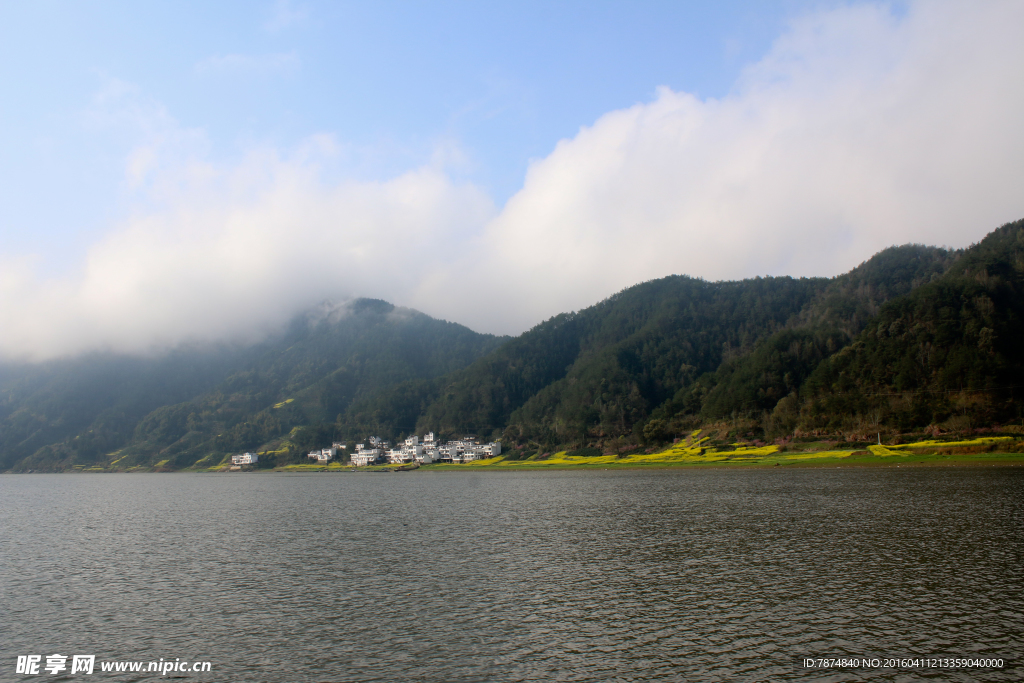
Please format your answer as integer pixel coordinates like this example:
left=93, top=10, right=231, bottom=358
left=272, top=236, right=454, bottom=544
left=331, top=242, right=958, bottom=448
left=337, top=276, right=822, bottom=441
left=1, top=300, right=506, bottom=471
left=793, top=222, right=1024, bottom=435
left=0, top=346, right=260, bottom=472
left=330, top=222, right=1020, bottom=451
left=3, top=219, right=1021, bottom=471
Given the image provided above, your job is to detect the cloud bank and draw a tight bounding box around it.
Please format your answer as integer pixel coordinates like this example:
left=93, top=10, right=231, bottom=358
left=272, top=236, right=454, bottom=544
left=3, top=0, right=1024, bottom=360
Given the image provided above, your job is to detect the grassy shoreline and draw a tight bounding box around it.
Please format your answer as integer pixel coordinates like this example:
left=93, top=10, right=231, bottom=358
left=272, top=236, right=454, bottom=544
left=268, top=436, right=1024, bottom=472
left=439, top=453, right=1024, bottom=469
left=414, top=451, right=1024, bottom=471
left=21, top=437, right=1023, bottom=473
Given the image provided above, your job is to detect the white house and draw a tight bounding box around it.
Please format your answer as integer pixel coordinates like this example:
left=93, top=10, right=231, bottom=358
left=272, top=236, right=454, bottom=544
left=350, top=450, right=377, bottom=466
left=448, top=441, right=500, bottom=463
left=436, top=437, right=483, bottom=462
left=403, top=440, right=423, bottom=462
left=351, top=444, right=381, bottom=466
left=381, top=435, right=427, bottom=464
left=349, top=433, right=500, bottom=465
left=232, top=452, right=258, bottom=465
left=457, top=446, right=482, bottom=463
left=308, top=447, right=335, bottom=462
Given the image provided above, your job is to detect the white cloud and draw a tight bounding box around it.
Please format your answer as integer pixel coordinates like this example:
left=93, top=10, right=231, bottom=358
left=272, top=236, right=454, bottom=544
left=0, top=148, right=495, bottom=360
left=2, top=0, right=1023, bottom=360
left=414, top=0, right=1024, bottom=333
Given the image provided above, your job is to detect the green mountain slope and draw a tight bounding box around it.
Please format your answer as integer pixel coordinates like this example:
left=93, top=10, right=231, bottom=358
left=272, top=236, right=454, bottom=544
left=4, top=219, right=1021, bottom=471
left=679, top=243, right=956, bottom=421
left=336, top=276, right=827, bottom=442
left=334, top=240, right=961, bottom=449
left=2, top=299, right=506, bottom=471
left=794, top=220, right=1024, bottom=435
left=0, top=346, right=263, bottom=472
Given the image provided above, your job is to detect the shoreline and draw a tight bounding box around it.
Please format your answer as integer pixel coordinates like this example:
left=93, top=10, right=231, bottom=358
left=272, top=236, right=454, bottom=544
left=7, top=458, right=1024, bottom=473
left=10, top=440, right=1024, bottom=474
left=383, top=451, right=1024, bottom=471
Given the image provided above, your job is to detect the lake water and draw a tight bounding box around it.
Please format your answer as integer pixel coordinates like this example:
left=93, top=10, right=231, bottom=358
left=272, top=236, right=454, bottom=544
left=2, top=468, right=1022, bottom=682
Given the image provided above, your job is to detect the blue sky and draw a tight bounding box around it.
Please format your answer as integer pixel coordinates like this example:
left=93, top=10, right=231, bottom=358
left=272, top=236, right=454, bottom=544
left=1, top=1, right=1022, bottom=359
left=1, top=1, right=795, bottom=258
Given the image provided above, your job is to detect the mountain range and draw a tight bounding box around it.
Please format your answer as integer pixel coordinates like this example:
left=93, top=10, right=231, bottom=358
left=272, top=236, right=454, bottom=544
left=2, top=218, right=1022, bottom=471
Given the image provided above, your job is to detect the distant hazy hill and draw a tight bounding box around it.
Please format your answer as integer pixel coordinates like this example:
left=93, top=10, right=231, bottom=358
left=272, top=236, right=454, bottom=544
left=3, top=219, right=1021, bottom=471
left=1, top=299, right=506, bottom=471
left=0, top=345, right=258, bottom=472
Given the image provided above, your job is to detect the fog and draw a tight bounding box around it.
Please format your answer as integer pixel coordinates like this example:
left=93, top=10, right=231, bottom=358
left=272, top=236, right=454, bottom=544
left=2, top=0, right=1023, bottom=360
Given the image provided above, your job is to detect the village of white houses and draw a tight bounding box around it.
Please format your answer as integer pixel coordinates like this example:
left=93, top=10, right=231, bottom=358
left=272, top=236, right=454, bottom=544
left=230, top=432, right=500, bottom=467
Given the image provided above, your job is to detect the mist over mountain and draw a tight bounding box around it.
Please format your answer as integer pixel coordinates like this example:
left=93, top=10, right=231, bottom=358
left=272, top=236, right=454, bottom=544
left=0, top=344, right=259, bottom=472
left=2, top=218, right=1022, bottom=472
left=0, top=300, right=506, bottom=471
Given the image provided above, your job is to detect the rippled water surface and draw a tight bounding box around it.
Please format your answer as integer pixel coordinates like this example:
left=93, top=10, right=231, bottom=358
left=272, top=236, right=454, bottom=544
left=2, top=469, right=1022, bottom=682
